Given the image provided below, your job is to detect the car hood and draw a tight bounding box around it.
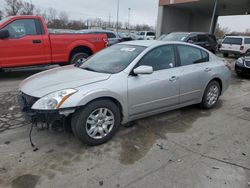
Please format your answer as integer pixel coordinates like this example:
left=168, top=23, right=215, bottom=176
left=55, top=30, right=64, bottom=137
left=20, top=65, right=111, bottom=98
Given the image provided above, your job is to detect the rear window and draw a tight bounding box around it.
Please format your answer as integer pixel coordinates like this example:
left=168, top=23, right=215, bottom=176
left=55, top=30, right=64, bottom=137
left=197, top=35, right=209, bottom=42
left=244, top=38, right=250, bottom=44
left=146, top=32, right=155, bottom=36
left=223, top=37, right=243, bottom=45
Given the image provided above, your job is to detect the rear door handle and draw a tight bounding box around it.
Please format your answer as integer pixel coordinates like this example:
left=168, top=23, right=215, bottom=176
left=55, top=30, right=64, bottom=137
left=204, top=68, right=212, bottom=72
left=33, top=40, right=41, bottom=44
left=169, top=76, right=178, bottom=82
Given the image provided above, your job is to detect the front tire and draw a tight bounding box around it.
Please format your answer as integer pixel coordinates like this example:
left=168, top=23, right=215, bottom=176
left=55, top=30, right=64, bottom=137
left=201, top=81, right=221, bottom=109
left=71, top=100, right=121, bottom=146
left=70, top=52, right=89, bottom=65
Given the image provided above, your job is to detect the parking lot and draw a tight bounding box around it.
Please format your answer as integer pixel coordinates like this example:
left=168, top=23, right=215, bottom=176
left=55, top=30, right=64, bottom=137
left=0, top=58, right=249, bottom=188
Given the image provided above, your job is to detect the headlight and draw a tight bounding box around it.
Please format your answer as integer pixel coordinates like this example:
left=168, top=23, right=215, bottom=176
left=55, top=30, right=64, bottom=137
left=236, top=58, right=244, bottom=64
left=32, top=89, right=77, bottom=110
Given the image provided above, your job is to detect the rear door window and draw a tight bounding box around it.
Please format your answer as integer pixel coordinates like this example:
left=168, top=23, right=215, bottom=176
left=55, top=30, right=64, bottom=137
left=223, top=37, right=243, bottom=45
left=177, top=45, right=209, bottom=66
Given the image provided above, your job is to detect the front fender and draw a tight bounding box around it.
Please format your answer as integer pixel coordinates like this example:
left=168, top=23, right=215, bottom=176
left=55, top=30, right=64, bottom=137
left=60, top=88, right=129, bottom=123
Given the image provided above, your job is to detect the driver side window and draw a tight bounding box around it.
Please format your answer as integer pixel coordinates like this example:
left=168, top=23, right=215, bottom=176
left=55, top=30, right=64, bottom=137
left=3, top=19, right=37, bottom=39
left=136, top=45, right=176, bottom=71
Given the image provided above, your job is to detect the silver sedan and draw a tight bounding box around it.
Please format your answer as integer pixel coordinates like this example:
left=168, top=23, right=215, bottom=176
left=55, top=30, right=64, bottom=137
left=19, top=41, right=231, bottom=145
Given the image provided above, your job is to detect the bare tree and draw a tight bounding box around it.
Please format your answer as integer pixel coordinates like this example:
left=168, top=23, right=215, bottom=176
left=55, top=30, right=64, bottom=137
left=59, top=11, right=69, bottom=24
left=215, top=24, right=231, bottom=38
left=47, top=7, right=57, bottom=22
left=5, top=0, right=23, bottom=16
left=20, top=1, right=35, bottom=15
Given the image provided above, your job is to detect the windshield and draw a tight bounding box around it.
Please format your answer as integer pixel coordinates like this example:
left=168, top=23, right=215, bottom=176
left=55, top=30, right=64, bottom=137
left=80, top=44, right=146, bottom=74
left=0, top=17, right=10, bottom=26
left=160, top=33, right=189, bottom=41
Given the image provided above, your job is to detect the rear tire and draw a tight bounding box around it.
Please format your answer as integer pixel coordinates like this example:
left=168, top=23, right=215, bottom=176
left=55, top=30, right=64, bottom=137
left=201, top=81, right=221, bottom=109
left=71, top=99, right=121, bottom=146
left=70, top=52, right=89, bottom=65
left=223, top=53, right=229, bottom=58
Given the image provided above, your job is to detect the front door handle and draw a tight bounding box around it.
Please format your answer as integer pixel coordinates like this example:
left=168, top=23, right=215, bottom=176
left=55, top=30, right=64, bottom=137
left=33, top=40, right=41, bottom=44
left=204, top=68, right=212, bottom=72
left=169, top=76, right=178, bottom=82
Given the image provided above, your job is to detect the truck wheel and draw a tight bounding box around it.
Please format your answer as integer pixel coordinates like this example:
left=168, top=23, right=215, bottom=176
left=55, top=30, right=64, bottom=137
left=223, top=53, right=229, bottom=58
left=201, top=81, right=221, bottom=109
left=71, top=99, right=121, bottom=146
left=70, top=53, right=89, bottom=65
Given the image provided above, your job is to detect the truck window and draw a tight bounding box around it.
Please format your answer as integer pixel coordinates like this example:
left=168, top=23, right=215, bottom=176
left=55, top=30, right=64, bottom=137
left=244, top=38, right=250, bottom=44
left=106, top=32, right=116, bottom=39
left=2, top=19, right=37, bottom=39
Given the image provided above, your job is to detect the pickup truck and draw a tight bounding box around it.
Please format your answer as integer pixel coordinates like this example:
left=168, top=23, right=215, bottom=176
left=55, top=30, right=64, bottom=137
left=0, top=15, right=108, bottom=69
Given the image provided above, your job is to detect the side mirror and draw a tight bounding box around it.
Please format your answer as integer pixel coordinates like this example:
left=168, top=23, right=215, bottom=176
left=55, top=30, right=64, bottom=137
left=133, top=65, right=153, bottom=75
left=187, top=39, right=194, bottom=43
left=0, top=30, right=9, bottom=39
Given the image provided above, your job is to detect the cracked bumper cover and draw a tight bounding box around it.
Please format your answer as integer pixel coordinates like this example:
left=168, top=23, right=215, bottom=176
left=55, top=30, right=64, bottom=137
left=17, top=93, right=75, bottom=123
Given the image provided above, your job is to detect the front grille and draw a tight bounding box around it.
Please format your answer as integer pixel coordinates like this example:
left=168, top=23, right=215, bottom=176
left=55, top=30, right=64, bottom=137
left=18, top=92, right=39, bottom=112
left=245, top=61, right=250, bottom=68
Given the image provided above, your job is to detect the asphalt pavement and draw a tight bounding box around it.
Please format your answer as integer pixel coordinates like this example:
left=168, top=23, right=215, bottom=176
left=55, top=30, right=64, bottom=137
left=0, top=59, right=249, bottom=188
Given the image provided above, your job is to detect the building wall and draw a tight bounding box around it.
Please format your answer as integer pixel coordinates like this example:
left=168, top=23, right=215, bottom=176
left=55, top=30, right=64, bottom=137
left=156, top=6, right=217, bottom=36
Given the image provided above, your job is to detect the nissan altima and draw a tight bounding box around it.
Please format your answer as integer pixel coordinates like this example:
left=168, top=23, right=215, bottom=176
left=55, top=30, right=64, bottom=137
left=18, top=40, right=231, bottom=145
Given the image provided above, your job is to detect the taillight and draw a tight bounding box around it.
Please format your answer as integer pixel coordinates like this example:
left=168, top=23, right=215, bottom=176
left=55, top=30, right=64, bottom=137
left=103, top=38, right=109, bottom=47
left=240, top=45, right=244, bottom=51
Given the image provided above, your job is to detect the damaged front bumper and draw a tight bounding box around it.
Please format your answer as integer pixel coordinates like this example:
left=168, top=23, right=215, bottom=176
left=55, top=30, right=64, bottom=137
left=18, top=92, right=75, bottom=124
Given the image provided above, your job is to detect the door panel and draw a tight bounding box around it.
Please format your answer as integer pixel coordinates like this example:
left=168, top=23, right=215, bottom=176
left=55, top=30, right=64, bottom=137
left=0, top=35, right=48, bottom=67
left=128, top=69, right=180, bottom=115
left=128, top=44, right=180, bottom=116
left=177, top=45, right=211, bottom=103
left=0, top=19, right=48, bottom=68
left=179, top=64, right=208, bottom=103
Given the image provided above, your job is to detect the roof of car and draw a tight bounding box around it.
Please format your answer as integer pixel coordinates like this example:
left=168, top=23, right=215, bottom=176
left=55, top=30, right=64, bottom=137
left=120, top=40, right=186, bottom=47
left=170, top=32, right=211, bottom=35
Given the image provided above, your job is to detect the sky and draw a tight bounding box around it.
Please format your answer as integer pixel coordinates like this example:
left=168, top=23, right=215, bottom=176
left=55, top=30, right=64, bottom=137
left=0, top=0, right=250, bottom=32
left=31, top=0, right=159, bottom=26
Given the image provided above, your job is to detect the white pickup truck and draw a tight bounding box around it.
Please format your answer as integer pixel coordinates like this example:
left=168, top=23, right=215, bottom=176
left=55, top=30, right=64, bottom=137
left=220, top=36, right=250, bottom=57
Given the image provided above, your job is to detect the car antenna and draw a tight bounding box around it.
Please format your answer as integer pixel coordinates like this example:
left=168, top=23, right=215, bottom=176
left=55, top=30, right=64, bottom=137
left=29, top=123, right=39, bottom=152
